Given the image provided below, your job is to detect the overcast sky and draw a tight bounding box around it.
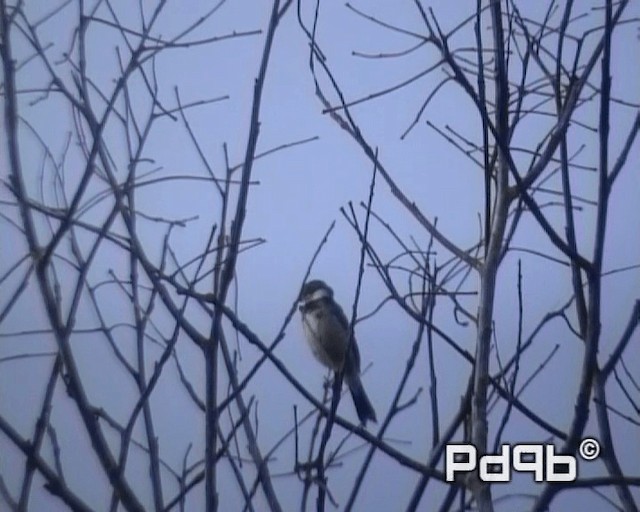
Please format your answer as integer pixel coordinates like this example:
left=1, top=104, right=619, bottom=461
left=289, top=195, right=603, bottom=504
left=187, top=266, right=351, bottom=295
left=1, top=1, right=639, bottom=511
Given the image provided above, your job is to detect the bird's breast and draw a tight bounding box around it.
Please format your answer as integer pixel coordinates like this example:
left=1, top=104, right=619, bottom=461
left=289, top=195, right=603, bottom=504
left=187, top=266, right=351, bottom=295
left=301, top=310, right=345, bottom=372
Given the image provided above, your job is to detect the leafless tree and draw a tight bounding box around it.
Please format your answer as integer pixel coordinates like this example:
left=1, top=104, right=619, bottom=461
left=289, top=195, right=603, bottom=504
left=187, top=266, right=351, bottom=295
left=1, top=1, right=639, bottom=512
left=1, top=1, right=296, bottom=510
left=298, top=0, right=640, bottom=511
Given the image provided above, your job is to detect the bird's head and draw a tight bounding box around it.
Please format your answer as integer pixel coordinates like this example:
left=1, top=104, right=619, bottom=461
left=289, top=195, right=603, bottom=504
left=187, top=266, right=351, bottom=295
left=299, top=279, right=333, bottom=307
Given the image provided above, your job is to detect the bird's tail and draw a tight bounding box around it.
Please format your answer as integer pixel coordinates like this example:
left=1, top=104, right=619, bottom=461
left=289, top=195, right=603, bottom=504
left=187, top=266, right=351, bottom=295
left=346, top=373, right=377, bottom=426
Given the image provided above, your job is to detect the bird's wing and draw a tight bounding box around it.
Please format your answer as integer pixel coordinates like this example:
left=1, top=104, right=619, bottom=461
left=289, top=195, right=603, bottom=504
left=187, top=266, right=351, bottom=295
left=326, top=298, right=349, bottom=330
left=327, top=299, right=361, bottom=373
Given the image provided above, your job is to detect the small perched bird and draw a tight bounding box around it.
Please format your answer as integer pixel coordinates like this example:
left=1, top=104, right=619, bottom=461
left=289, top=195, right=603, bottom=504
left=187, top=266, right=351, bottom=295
left=298, top=279, right=377, bottom=425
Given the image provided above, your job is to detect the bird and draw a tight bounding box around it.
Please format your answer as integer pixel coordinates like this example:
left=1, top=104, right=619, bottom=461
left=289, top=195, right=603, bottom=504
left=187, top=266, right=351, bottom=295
left=298, top=279, right=377, bottom=425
